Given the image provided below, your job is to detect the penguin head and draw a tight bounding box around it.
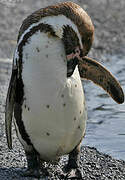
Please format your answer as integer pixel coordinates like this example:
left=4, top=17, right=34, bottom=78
left=17, top=1, right=124, bottom=104
left=60, top=2, right=124, bottom=104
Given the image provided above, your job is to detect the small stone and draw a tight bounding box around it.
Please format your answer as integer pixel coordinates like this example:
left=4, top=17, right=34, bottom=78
left=74, top=117, right=76, bottom=121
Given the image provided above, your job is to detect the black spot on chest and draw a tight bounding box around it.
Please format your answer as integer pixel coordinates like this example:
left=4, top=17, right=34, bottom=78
left=36, top=47, right=40, bottom=52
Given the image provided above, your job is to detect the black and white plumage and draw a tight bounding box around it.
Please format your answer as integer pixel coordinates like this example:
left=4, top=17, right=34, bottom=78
left=5, top=1, right=124, bottom=178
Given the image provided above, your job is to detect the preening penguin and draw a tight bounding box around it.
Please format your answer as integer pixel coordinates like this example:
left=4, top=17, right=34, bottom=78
left=5, top=1, right=124, bottom=178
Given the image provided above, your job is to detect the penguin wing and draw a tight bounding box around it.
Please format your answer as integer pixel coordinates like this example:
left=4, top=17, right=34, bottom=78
left=78, top=56, right=124, bottom=104
left=5, top=69, right=17, bottom=149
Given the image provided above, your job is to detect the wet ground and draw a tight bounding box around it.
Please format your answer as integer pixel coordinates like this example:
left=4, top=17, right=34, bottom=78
left=0, top=0, right=125, bottom=179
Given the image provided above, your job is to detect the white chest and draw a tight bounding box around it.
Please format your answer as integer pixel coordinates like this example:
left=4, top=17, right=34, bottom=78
left=16, top=31, right=87, bottom=161
left=22, top=31, right=67, bottom=108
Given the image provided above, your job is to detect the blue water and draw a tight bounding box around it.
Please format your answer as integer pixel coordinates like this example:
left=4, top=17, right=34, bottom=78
left=82, top=54, right=125, bottom=160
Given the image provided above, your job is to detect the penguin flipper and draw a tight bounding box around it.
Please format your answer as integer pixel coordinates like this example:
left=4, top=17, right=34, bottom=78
left=5, top=70, right=17, bottom=149
left=78, top=56, right=124, bottom=104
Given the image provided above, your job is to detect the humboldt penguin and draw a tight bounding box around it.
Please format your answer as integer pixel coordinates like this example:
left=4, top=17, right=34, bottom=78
left=5, top=1, right=124, bottom=178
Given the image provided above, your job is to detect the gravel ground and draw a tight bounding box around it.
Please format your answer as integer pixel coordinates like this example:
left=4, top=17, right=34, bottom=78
left=0, top=0, right=125, bottom=179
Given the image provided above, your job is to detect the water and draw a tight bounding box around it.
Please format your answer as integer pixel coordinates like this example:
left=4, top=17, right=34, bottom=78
left=83, top=54, right=125, bottom=160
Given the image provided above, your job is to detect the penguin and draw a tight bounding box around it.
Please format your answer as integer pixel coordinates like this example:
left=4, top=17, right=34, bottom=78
left=5, top=1, right=124, bottom=178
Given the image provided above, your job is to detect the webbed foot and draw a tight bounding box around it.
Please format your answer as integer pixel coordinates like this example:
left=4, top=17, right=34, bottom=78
left=23, top=168, right=40, bottom=178
left=22, top=149, right=41, bottom=178
left=64, top=168, right=82, bottom=179
left=63, top=144, right=82, bottom=179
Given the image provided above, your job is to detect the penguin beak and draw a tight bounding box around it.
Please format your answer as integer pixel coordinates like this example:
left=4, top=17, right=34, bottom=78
left=66, top=47, right=81, bottom=77
left=78, top=56, right=124, bottom=104
left=67, top=57, right=78, bottom=77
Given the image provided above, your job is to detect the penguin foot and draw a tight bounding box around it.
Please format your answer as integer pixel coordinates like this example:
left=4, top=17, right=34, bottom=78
left=63, top=163, right=82, bottom=179
left=63, top=160, right=78, bottom=173
left=64, top=168, right=82, bottom=179
left=23, top=168, right=40, bottom=178
left=23, top=149, right=41, bottom=178
left=63, top=144, right=82, bottom=179
left=41, top=166, right=49, bottom=177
